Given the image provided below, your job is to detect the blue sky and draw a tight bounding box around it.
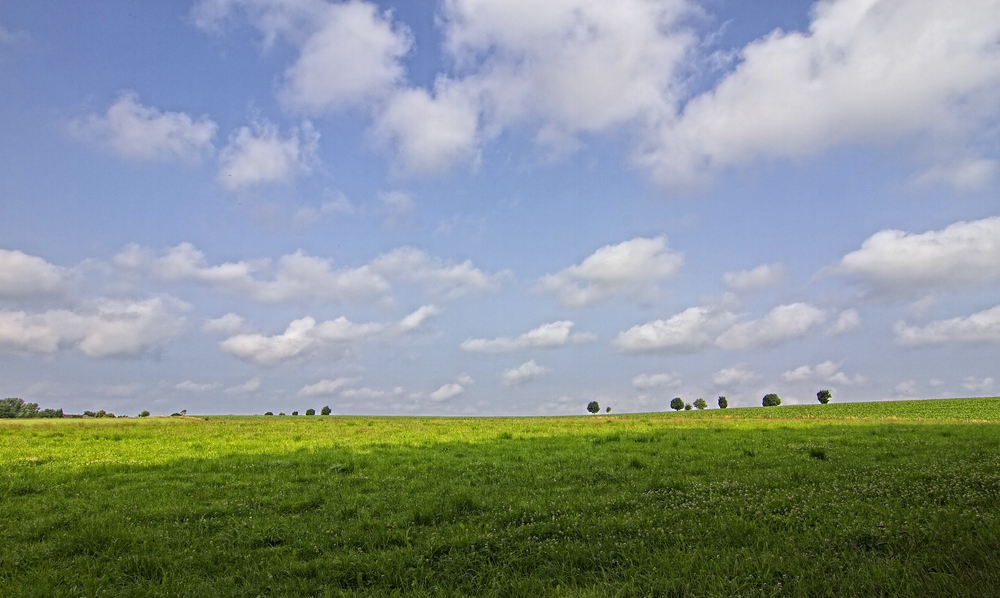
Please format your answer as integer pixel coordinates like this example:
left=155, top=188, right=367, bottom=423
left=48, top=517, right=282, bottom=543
left=1, top=0, right=998, bottom=415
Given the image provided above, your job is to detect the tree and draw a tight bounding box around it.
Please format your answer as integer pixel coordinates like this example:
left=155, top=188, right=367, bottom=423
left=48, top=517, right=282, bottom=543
left=587, top=401, right=600, bottom=414
left=670, top=397, right=684, bottom=411
left=684, top=403, right=692, bottom=411
left=292, top=411, right=299, bottom=416
left=0, top=398, right=38, bottom=418
left=605, top=406, right=611, bottom=413
left=264, top=411, right=274, bottom=416
left=762, top=393, right=781, bottom=407
left=817, top=389, right=832, bottom=404
left=305, top=408, right=316, bottom=416
left=321, top=406, right=331, bottom=415
left=693, top=398, right=707, bottom=410
left=139, top=410, right=150, bottom=418
left=718, top=396, right=728, bottom=409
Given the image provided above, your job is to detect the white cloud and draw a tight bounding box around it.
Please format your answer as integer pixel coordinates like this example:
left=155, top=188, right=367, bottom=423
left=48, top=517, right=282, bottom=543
left=614, top=306, right=736, bottom=353
left=224, top=377, right=260, bottom=394
left=125, top=243, right=501, bottom=305
left=0, top=249, right=68, bottom=298
left=894, top=305, right=1000, bottom=347
left=632, top=372, right=682, bottom=390
left=501, top=360, right=549, bottom=386
left=430, top=374, right=473, bottom=401
left=835, top=216, right=1000, bottom=296
left=915, top=158, right=1000, bottom=191
left=715, top=303, right=826, bottom=350
left=962, top=376, right=995, bottom=393
left=781, top=360, right=866, bottom=385
left=826, top=309, right=861, bottom=335
left=461, top=320, right=593, bottom=353
left=895, top=380, right=918, bottom=397
left=292, top=192, right=356, bottom=226
left=203, top=313, right=249, bottom=335
left=341, top=386, right=404, bottom=399
left=722, top=263, right=787, bottom=291
left=219, top=305, right=438, bottom=366
left=176, top=380, right=219, bottom=392
left=378, top=191, right=416, bottom=227
left=297, top=377, right=357, bottom=397
left=536, top=237, right=683, bottom=307
left=0, top=298, right=186, bottom=358
left=639, top=0, right=1000, bottom=187
left=68, top=93, right=217, bottom=162
left=712, top=365, right=760, bottom=387
left=217, top=120, right=318, bottom=189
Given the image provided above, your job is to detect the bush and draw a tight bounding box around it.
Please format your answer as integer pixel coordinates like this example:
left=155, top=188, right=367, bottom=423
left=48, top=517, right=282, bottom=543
left=139, top=410, right=150, bottom=417
left=320, top=406, right=331, bottom=416
left=670, top=397, right=684, bottom=411
left=587, top=401, right=600, bottom=414
left=762, top=393, right=781, bottom=407
left=291, top=411, right=299, bottom=416
left=38, top=408, right=63, bottom=418
left=305, top=408, right=315, bottom=416
left=264, top=411, right=274, bottom=416
left=684, top=403, right=692, bottom=411
left=817, top=389, right=832, bottom=404
left=83, top=411, right=96, bottom=418
left=718, top=396, right=728, bottom=409
left=693, top=398, right=707, bottom=410
left=605, top=406, right=611, bottom=413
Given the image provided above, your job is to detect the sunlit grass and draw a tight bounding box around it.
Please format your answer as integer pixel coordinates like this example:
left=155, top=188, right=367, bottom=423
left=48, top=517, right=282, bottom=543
left=2, top=397, right=1000, bottom=596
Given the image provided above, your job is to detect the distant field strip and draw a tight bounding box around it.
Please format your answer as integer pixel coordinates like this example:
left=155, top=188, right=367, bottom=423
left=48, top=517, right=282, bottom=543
left=2, top=397, right=1000, bottom=596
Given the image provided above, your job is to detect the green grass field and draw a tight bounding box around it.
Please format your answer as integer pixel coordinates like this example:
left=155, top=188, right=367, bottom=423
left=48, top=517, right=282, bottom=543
left=3, top=398, right=1000, bottom=597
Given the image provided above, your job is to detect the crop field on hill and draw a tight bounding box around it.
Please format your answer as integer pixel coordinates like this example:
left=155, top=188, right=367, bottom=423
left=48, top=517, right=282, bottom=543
left=3, top=398, right=1000, bottom=597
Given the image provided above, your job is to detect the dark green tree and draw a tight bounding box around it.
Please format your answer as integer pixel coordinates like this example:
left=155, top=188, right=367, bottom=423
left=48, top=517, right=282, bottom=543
left=139, top=410, right=150, bottom=417
left=605, top=406, right=611, bottom=413
left=762, top=393, right=781, bottom=407
left=718, top=396, right=728, bottom=409
left=305, top=408, right=316, bottom=416
left=670, top=397, right=684, bottom=411
left=817, top=389, right=832, bottom=404
left=321, top=405, right=332, bottom=415
left=684, top=403, right=692, bottom=411
left=693, top=398, right=707, bottom=410
left=587, top=401, right=600, bottom=414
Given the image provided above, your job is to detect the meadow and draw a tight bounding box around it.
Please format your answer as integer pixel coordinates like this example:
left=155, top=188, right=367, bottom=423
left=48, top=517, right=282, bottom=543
left=3, top=398, right=1000, bottom=597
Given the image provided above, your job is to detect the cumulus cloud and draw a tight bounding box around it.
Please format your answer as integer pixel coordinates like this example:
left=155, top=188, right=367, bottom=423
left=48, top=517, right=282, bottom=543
left=639, top=0, right=1000, bottom=187
left=340, top=386, right=404, bottom=399
left=536, top=237, right=683, bottom=307
left=297, top=377, right=357, bottom=397
left=712, top=365, right=760, bottom=387
left=68, top=93, right=217, bottom=162
left=292, top=193, right=356, bottom=226
left=614, top=306, right=736, bottom=353
left=0, top=249, right=68, bottom=298
left=217, top=120, right=318, bottom=189
left=119, top=242, right=501, bottom=304
left=224, top=377, right=261, bottom=394
left=461, top=320, right=594, bottom=353
left=0, top=298, right=186, bottom=358
left=722, top=263, right=787, bottom=291
left=962, top=376, right=995, bottom=393
left=219, top=305, right=438, bottom=366
left=826, top=309, right=861, bottom=335
left=430, top=374, right=473, bottom=401
left=176, top=380, right=219, bottom=392
left=715, top=303, right=826, bottom=350
left=501, top=360, right=549, bottom=386
left=781, top=360, right=866, bottom=385
left=203, top=313, right=249, bottom=335
left=632, top=372, right=682, bottom=390
left=894, top=305, right=1000, bottom=346
left=834, top=216, right=1000, bottom=296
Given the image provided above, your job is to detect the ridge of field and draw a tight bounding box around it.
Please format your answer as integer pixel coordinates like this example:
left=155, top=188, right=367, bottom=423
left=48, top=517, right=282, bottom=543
left=2, top=397, right=1000, bottom=596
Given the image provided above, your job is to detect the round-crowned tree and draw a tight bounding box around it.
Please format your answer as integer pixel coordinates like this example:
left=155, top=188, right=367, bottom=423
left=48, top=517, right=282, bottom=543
left=305, top=408, right=316, bottom=416
left=670, top=397, right=684, bottom=411
left=693, top=398, right=707, bottom=410
left=605, top=406, right=611, bottom=413
left=684, top=403, right=692, bottom=411
left=817, top=389, right=832, bottom=404
left=321, top=405, right=332, bottom=415
left=762, top=393, right=781, bottom=407
left=139, top=410, right=150, bottom=418
left=587, top=401, right=600, bottom=414
left=718, top=396, right=728, bottom=409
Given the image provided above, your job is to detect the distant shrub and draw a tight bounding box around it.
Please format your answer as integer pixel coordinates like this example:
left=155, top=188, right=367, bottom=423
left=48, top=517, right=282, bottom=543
left=264, top=411, right=273, bottom=416
left=170, top=412, right=182, bottom=417
left=278, top=412, right=285, bottom=416
left=587, top=401, right=600, bottom=414
left=762, top=393, right=781, bottom=407
left=139, top=410, right=150, bottom=418
left=291, top=411, right=299, bottom=416
left=684, top=403, right=692, bottom=411
left=83, top=410, right=96, bottom=418
left=670, top=397, right=684, bottom=411
left=305, top=408, right=315, bottom=416
left=694, top=398, right=707, bottom=410
left=718, top=396, right=728, bottom=409
left=817, top=389, right=832, bottom=404
left=606, top=406, right=611, bottom=413
left=38, top=408, right=63, bottom=419
left=321, top=406, right=331, bottom=416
